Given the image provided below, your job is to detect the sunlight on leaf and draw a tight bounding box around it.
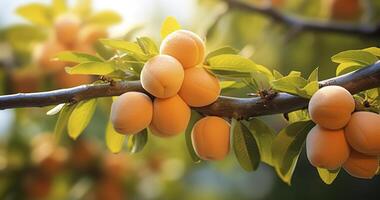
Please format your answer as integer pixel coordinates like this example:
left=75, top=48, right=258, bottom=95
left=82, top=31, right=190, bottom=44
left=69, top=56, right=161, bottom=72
left=46, top=103, right=65, bottom=116
left=332, top=50, right=378, bottom=65
left=87, top=10, right=122, bottom=26
left=160, top=16, right=181, bottom=39
left=67, top=99, right=97, bottom=140
left=16, top=3, right=52, bottom=26
left=65, top=61, right=116, bottom=75
left=317, top=167, right=340, bottom=185
left=53, top=104, right=75, bottom=144
left=105, top=121, right=126, bottom=153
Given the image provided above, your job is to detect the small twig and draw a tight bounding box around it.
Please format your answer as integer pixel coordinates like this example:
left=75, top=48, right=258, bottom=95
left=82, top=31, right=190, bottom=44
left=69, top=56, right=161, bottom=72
left=225, top=0, right=380, bottom=37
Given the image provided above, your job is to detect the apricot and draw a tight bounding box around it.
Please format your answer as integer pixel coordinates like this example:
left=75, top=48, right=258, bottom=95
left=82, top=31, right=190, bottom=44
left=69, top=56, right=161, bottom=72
left=35, top=40, right=68, bottom=73
left=54, top=14, right=81, bottom=46
left=331, top=0, right=362, bottom=21
left=140, top=55, right=184, bottom=98
left=308, top=85, right=355, bottom=130
left=345, top=111, right=380, bottom=155
left=306, top=125, right=350, bottom=170
left=343, top=149, right=379, bottom=179
left=150, top=95, right=190, bottom=137
left=110, top=92, right=153, bottom=135
left=78, top=25, right=108, bottom=45
left=160, top=30, right=205, bottom=69
left=191, top=116, right=230, bottom=160
left=10, top=68, right=42, bottom=93
left=178, top=67, right=220, bottom=107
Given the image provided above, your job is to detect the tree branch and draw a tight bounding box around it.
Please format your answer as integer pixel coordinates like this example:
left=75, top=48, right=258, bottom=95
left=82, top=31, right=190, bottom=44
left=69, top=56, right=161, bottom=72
left=225, top=0, right=380, bottom=37
left=1, top=62, right=380, bottom=119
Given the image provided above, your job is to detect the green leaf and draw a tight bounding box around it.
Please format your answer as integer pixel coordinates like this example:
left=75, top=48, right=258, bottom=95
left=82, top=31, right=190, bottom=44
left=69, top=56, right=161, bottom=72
left=55, top=51, right=102, bottom=63
left=93, top=41, right=116, bottom=60
left=100, top=39, right=146, bottom=59
left=244, top=118, right=276, bottom=166
left=46, top=103, right=65, bottom=116
left=362, top=47, right=380, bottom=57
left=331, top=50, right=378, bottom=65
left=65, top=61, right=116, bottom=75
left=87, top=11, right=122, bottom=26
left=271, top=120, right=315, bottom=185
left=302, top=81, right=319, bottom=98
left=250, top=71, right=271, bottom=91
left=273, top=70, right=284, bottom=79
left=67, top=99, right=97, bottom=140
left=307, top=68, right=319, bottom=82
left=16, top=3, right=52, bottom=26
left=105, top=120, right=126, bottom=153
left=207, top=54, right=273, bottom=79
left=220, top=81, right=237, bottom=89
left=232, top=119, right=261, bottom=171
left=127, top=129, right=148, bottom=154
left=52, top=0, right=68, bottom=17
left=53, top=104, right=75, bottom=143
left=205, top=46, right=238, bottom=62
left=185, top=111, right=203, bottom=163
left=286, top=109, right=309, bottom=123
left=73, top=0, right=92, bottom=18
left=271, top=76, right=308, bottom=94
left=336, top=62, right=364, bottom=76
left=160, top=16, right=181, bottom=39
left=136, top=37, right=159, bottom=56
left=317, top=167, right=340, bottom=185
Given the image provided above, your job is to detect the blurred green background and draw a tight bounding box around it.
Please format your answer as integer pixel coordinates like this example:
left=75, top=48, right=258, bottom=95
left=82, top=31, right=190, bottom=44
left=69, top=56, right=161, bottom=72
left=0, top=0, right=380, bottom=199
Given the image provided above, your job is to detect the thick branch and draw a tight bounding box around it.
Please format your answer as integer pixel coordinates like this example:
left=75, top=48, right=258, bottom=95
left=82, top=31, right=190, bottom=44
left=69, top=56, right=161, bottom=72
left=1, top=62, right=380, bottom=119
left=225, top=0, right=380, bottom=37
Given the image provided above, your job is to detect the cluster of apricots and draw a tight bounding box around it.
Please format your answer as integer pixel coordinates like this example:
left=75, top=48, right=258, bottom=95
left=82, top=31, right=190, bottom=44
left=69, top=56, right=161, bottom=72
left=110, top=30, right=231, bottom=161
left=306, top=85, right=380, bottom=179
left=34, top=14, right=107, bottom=88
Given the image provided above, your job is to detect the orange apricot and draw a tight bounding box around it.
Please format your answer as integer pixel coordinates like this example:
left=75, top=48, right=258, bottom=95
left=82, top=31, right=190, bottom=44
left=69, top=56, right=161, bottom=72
left=78, top=25, right=107, bottom=45
left=54, top=14, right=81, bottom=46
left=191, top=116, right=230, bottom=160
left=110, top=92, right=153, bottom=135
left=140, top=55, right=184, bottom=98
left=345, top=111, right=380, bottom=155
left=178, top=66, right=220, bottom=107
left=150, top=95, right=190, bottom=137
left=306, top=125, right=350, bottom=170
left=330, top=0, right=362, bottom=21
left=160, top=30, right=205, bottom=69
left=35, top=40, right=68, bottom=73
left=308, top=85, right=355, bottom=130
left=343, top=149, right=379, bottom=179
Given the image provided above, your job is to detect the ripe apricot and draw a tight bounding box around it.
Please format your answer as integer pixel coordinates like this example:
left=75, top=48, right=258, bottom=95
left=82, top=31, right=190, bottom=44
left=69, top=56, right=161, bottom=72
left=345, top=111, right=380, bottom=155
left=78, top=25, right=107, bottom=45
left=343, top=149, right=379, bottom=179
left=178, top=67, right=220, bottom=107
left=140, top=55, right=184, bottom=98
left=110, top=92, right=153, bottom=135
left=331, top=0, right=362, bottom=21
left=160, top=30, right=205, bottom=69
left=10, top=68, right=42, bottom=93
left=35, top=40, right=67, bottom=73
left=191, top=116, right=230, bottom=160
left=306, top=125, right=350, bottom=170
left=54, top=14, right=81, bottom=46
left=308, top=85, right=355, bottom=130
left=150, top=95, right=190, bottom=137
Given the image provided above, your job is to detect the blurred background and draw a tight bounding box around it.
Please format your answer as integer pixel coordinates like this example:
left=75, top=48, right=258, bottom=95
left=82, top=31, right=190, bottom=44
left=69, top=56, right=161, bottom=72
left=0, top=0, right=380, bottom=199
